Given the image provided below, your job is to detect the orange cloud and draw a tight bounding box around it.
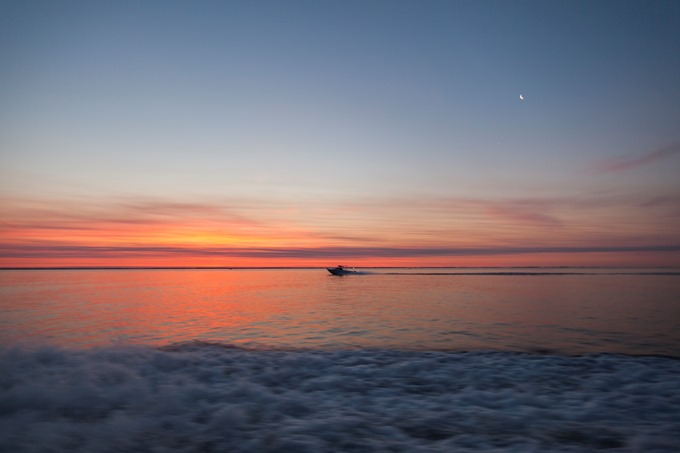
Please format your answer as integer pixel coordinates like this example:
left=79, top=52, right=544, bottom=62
left=1, top=193, right=679, bottom=268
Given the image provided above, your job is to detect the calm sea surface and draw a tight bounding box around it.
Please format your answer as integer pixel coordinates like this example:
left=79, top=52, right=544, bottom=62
left=3, top=269, right=680, bottom=451
left=1, top=268, right=678, bottom=355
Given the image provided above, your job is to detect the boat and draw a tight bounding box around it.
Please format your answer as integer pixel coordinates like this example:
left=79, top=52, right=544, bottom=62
left=326, top=265, right=359, bottom=276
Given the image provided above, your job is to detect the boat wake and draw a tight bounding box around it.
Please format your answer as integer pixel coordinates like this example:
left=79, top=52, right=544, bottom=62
left=379, top=271, right=680, bottom=276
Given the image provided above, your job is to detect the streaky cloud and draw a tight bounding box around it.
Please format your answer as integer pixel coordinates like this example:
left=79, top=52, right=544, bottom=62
left=596, top=143, right=680, bottom=173
left=3, top=193, right=680, bottom=267
left=482, top=202, right=562, bottom=227
left=2, top=243, right=680, bottom=260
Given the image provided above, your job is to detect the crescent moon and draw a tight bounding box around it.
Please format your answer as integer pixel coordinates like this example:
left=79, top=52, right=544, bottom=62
left=519, top=94, right=525, bottom=101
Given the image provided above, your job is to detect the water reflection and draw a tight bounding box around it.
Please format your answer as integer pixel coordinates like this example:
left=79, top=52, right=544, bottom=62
left=1, top=269, right=678, bottom=355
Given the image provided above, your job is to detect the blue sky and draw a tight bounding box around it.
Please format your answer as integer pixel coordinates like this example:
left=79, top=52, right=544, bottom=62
left=1, top=0, right=679, bottom=266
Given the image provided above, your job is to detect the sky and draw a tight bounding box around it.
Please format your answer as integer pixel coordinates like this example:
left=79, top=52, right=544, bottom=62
left=1, top=0, right=679, bottom=267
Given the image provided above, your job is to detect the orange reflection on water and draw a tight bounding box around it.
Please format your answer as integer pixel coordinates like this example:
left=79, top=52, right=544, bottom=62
left=0, top=270, right=307, bottom=347
left=1, top=269, right=679, bottom=355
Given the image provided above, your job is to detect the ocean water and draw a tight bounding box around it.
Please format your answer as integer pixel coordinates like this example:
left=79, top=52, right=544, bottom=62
left=1, top=268, right=679, bottom=452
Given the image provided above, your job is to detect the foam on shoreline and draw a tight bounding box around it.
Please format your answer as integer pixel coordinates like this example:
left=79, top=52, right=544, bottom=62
left=1, top=343, right=679, bottom=452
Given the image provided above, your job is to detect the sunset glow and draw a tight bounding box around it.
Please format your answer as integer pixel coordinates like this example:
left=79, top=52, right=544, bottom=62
left=1, top=1, right=679, bottom=268
left=2, top=192, right=679, bottom=268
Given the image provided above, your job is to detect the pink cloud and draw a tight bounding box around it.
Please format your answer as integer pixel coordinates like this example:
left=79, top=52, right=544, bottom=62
left=596, top=143, right=680, bottom=173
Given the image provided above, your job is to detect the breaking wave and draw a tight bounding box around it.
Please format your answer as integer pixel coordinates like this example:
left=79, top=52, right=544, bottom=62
left=1, top=342, right=679, bottom=452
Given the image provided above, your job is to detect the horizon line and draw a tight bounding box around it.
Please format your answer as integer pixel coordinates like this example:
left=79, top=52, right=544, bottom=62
left=2, top=265, right=679, bottom=271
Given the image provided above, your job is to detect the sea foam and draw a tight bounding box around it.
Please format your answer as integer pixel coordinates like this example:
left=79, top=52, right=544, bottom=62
left=1, top=343, right=678, bottom=452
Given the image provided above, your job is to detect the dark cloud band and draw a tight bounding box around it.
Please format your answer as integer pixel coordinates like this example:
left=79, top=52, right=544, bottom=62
left=2, top=244, right=679, bottom=261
